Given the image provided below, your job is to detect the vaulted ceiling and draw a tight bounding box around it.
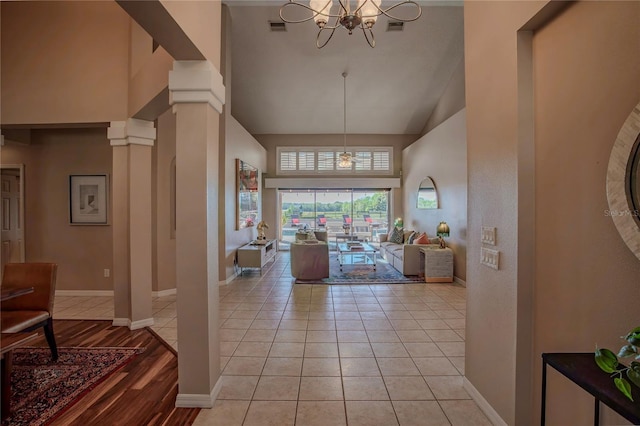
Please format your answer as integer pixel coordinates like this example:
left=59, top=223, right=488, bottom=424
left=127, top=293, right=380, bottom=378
left=225, top=1, right=464, bottom=135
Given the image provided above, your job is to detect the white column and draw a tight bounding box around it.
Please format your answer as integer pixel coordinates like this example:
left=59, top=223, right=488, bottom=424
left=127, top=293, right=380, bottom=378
left=108, top=118, right=156, bottom=330
left=169, top=60, right=224, bottom=408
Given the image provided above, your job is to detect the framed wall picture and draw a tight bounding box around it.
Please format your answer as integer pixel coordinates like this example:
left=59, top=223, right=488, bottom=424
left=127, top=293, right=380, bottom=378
left=236, top=159, right=260, bottom=230
left=69, top=174, right=108, bottom=225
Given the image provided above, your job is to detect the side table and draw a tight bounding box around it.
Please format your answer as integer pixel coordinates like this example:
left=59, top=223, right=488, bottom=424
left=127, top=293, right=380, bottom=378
left=419, top=247, right=453, bottom=283
left=541, top=352, right=640, bottom=425
left=237, top=239, right=278, bottom=275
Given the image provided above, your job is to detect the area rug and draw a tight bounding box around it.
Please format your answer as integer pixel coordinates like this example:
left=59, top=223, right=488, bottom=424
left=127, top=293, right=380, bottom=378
left=5, top=346, right=144, bottom=426
left=296, top=256, right=424, bottom=284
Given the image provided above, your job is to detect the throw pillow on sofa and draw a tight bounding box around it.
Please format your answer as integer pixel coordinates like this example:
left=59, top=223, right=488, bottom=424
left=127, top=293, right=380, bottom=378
left=407, top=231, right=420, bottom=244
left=389, top=227, right=404, bottom=244
left=413, top=232, right=430, bottom=244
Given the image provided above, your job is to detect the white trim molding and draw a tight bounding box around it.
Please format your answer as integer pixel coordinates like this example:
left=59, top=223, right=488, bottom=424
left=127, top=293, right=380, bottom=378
left=175, top=378, right=222, bottom=408
left=463, top=377, right=507, bottom=426
left=454, top=276, right=466, bottom=287
left=130, top=317, right=154, bottom=330
left=264, top=177, right=401, bottom=189
left=169, top=60, right=226, bottom=114
left=107, top=118, right=156, bottom=147
left=153, top=288, right=177, bottom=298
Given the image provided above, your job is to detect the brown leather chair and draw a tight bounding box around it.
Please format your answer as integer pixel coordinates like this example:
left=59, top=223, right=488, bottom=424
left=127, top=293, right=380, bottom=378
left=1, top=263, right=58, bottom=360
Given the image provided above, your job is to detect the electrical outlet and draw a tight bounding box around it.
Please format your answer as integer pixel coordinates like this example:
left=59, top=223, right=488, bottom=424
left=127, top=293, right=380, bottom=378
left=104, top=269, right=110, bottom=278
left=481, top=226, right=496, bottom=245
left=480, top=248, right=499, bottom=270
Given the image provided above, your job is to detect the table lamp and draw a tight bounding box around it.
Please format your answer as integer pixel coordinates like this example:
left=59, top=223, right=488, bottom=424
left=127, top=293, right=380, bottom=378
left=437, top=221, right=450, bottom=248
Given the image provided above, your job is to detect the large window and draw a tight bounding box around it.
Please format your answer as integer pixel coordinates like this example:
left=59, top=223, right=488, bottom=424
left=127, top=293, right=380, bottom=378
left=277, top=147, right=393, bottom=175
left=279, top=189, right=390, bottom=249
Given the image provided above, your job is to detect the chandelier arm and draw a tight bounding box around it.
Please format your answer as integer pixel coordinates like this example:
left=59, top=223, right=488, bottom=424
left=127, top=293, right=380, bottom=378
left=336, top=0, right=350, bottom=15
left=316, top=26, right=337, bottom=49
left=361, top=24, right=376, bottom=48
left=375, top=1, right=422, bottom=22
left=279, top=0, right=344, bottom=23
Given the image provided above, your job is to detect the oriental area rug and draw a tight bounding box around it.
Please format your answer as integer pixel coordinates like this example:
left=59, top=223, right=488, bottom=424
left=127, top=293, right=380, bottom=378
left=296, top=256, right=424, bottom=285
left=4, top=347, right=143, bottom=426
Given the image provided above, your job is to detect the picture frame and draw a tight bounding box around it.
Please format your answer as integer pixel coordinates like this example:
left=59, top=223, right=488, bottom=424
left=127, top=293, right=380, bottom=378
left=69, top=174, right=108, bottom=225
left=236, top=159, right=260, bottom=230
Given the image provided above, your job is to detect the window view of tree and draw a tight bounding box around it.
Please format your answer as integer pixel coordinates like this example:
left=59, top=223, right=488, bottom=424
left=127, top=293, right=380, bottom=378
left=279, top=190, right=390, bottom=249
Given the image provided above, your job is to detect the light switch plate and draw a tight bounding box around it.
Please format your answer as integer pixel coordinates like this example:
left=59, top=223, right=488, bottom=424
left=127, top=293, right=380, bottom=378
left=481, top=247, right=499, bottom=270
left=481, top=226, right=496, bottom=245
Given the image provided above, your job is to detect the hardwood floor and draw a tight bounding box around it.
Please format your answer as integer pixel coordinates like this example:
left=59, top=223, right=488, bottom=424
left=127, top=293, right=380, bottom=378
left=25, top=320, right=199, bottom=426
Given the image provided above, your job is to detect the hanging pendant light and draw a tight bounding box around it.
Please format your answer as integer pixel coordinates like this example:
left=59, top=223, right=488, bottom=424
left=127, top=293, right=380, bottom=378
left=338, top=72, right=354, bottom=168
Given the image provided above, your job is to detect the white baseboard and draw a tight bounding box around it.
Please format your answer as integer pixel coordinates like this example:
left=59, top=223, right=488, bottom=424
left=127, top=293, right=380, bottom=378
left=153, top=288, right=176, bottom=297
left=130, top=317, right=154, bottom=330
left=57, top=289, right=176, bottom=298
left=463, top=377, right=507, bottom=426
left=175, top=378, right=222, bottom=408
left=221, top=271, right=239, bottom=286
left=112, top=317, right=154, bottom=330
left=454, top=276, right=467, bottom=287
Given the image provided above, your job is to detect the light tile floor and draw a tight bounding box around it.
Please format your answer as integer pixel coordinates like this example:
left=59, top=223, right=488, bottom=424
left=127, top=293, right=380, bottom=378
left=54, top=252, right=491, bottom=426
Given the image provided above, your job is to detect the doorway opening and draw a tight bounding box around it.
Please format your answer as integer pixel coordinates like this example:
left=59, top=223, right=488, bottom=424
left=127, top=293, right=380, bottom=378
left=1, top=164, right=25, bottom=277
left=278, top=188, right=389, bottom=250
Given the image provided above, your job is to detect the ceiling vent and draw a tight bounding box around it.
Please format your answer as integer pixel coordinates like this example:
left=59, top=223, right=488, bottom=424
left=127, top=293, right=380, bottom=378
left=269, top=21, right=287, bottom=32
left=387, top=21, right=404, bottom=32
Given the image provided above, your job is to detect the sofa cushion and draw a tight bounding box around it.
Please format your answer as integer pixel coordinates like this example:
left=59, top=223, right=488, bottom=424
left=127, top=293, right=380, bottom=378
left=389, top=227, right=404, bottom=244
left=413, top=233, right=430, bottom=244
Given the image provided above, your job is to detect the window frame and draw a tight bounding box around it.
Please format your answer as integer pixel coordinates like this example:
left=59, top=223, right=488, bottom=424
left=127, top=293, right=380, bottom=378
left=276, top=146, right=393, bottom=175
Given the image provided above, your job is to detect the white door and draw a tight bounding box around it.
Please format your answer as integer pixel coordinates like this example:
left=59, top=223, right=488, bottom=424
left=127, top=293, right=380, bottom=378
left=1, top=171, right=23, bottom=274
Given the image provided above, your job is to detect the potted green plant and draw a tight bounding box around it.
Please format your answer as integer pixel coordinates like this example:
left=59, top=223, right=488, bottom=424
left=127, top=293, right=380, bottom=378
left=595, top=326, right=640, bottom=401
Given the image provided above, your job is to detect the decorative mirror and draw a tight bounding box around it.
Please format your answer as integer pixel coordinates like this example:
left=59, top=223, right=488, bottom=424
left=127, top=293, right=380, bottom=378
left=417, top=176, right=438, bottom=209
left=606, top=101, right=640, bottom=260
left=237, top=159, right=260, bottom=230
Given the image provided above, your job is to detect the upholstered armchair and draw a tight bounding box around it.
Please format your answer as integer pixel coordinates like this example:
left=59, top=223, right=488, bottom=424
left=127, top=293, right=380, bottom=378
left=1, top=263, right=59, bottom=360
left=290, top=243, right=329, bottom=280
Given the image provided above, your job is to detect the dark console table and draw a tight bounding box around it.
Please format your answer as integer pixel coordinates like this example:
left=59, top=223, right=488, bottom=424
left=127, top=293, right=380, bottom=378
left=541, top=353, right=640, bottom=425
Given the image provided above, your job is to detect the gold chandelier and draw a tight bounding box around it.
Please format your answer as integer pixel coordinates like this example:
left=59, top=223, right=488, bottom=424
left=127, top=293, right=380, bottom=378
left=279, top=0, right=422, bottom=48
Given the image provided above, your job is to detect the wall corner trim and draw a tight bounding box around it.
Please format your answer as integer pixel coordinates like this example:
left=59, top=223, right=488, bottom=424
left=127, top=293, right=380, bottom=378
left=463, top=377, right=508, bottom=426
left=108, top=118, right=157, bottom=146
left=169, top=60, right=225, bottom=114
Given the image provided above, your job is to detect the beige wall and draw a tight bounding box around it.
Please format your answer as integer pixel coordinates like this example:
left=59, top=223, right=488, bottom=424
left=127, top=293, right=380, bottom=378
left=532, top=2, right=640, bottom=424
left=223, top=116, right=267, bottom=281
left=2, top=129, right=113, bottom=291
left=465, top=1, right=548, bottom=424
left=465, top=1, right=640, bottom=424
left=403, top=109, right=467, bottom=281
left=155, top=109, right=177, bottom=292
left=1, top=1, right=130, bottom=124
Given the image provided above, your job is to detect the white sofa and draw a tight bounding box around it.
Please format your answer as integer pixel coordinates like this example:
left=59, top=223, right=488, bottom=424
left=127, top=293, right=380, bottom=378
left=379, top=232, right=441, bottom=276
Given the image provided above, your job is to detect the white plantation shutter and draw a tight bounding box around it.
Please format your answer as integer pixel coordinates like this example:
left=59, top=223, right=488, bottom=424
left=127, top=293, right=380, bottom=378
left=277, top=147, right=392, bottom=174
left=373, top=151, right=390, bottom=171
left=317, top=152, right=335, bottom=171
left=355, top=152, right=372, bottom=170
left=298, top=152, right=315, bottom=170
left=279, top=151, right=297, bottom=171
